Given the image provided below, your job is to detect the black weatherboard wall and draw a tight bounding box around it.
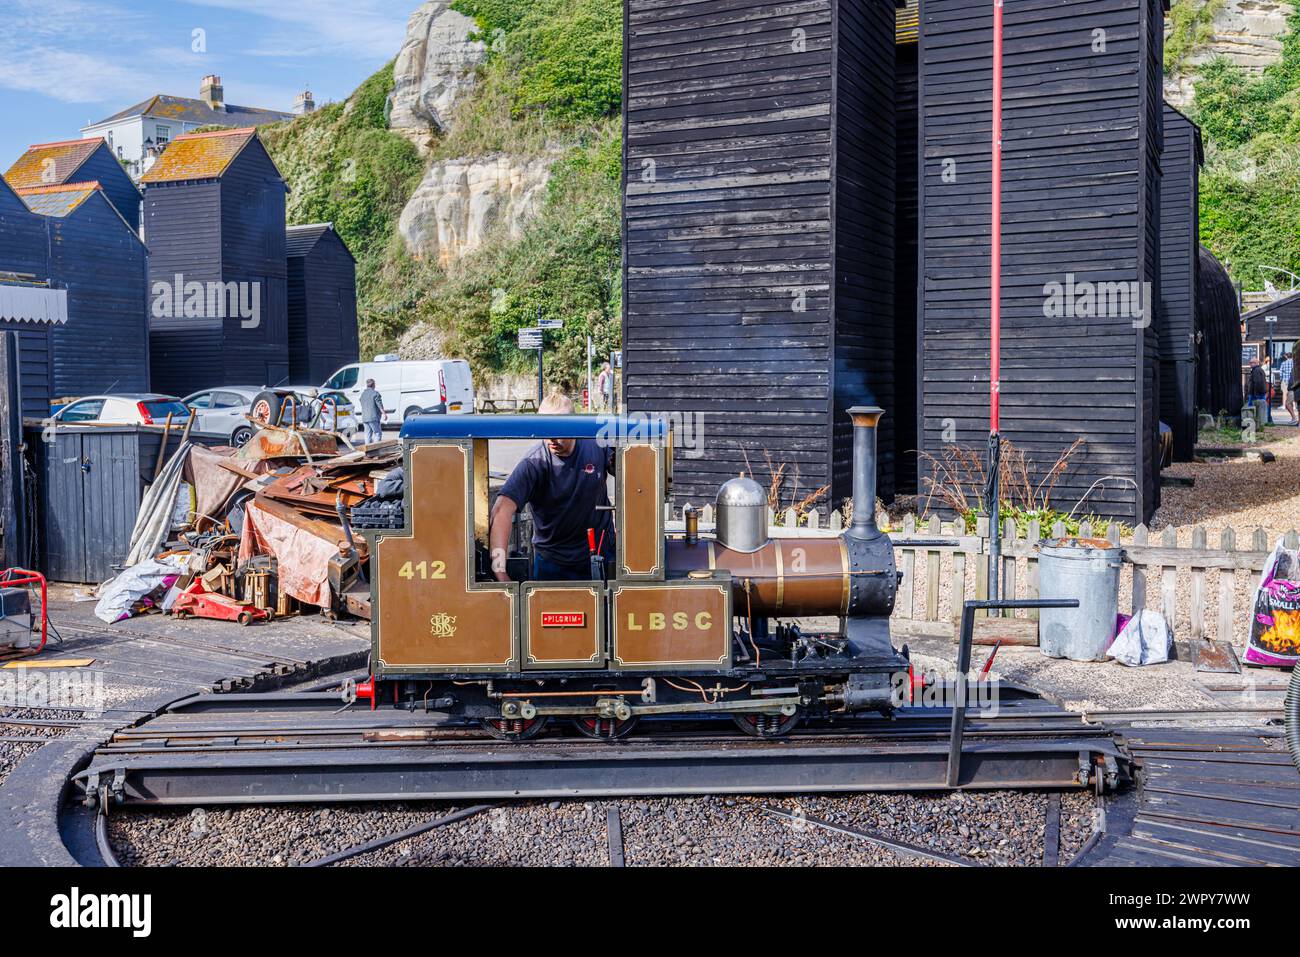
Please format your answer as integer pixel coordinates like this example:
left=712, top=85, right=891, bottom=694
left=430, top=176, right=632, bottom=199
left=143, top=128, right=289, bottom=396
left=623, top=0, right=897, bottom=512
left=918, top=0, right=1165, bottom=525
left=1158, top=103, right=1202, bottom=462
left=286, top=223, right=359, bottom=385
left=22, top=186, right=150, bottom=397
left=0, top=179, right=58, bottom=419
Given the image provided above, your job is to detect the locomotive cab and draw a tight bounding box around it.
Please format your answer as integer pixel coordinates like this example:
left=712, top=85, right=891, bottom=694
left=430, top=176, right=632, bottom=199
left=361, top=408, right=907, bottom=739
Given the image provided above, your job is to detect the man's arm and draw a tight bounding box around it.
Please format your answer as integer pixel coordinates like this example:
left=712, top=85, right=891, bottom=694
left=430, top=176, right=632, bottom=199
left=489, top=495, right=518, bottom=582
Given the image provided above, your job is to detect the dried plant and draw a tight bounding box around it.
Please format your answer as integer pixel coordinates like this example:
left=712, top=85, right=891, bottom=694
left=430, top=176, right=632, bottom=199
left=740, top=447, right=829, bottom=520
left=920, top=437, right=1085, bottom=520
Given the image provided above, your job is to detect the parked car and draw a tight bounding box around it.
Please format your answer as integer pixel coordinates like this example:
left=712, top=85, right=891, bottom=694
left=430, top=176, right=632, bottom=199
left=318, top=358, right=475, bottom=424
left=51, top=394, right=192, bottom=427
left=182, top=386, right=357, bottom=446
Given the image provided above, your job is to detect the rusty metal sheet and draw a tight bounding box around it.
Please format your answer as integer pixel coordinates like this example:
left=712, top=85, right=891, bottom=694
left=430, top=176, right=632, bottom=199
left=235, top=424, right=339, bottom=463
left=1192, top=639, right=1241, bottom=674
left=259, top=465, right=372, bottom=514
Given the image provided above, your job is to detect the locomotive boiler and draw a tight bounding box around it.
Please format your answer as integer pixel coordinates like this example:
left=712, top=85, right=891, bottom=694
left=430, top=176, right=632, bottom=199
left=358, top=405, right=909, bottom=739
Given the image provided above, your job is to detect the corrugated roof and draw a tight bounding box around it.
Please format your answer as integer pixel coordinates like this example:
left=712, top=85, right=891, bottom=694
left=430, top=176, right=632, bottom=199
left=4, top=138, right=104, bottom=190
left=285, top=223, right=332, bottom=258
left=140, top=127, right=259, bottom=184
left=897, top=0, right=918, bottom=44
left=14, top=181, right=102, bottom=217
left=93, top=94, right=292, bottom=128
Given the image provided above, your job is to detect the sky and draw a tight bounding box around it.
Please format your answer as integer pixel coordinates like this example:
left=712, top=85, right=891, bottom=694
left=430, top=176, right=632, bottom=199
left=0, top=0, right=416, bottom=160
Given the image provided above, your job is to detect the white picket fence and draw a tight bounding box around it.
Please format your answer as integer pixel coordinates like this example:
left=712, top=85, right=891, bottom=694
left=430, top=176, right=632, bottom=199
left=667, top=504, right=1293, bottom=644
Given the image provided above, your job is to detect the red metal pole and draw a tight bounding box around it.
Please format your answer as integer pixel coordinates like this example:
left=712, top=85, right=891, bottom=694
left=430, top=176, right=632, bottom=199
left=987, top=0, right=1005, bottom=608
left=991, top=0, right=1003, bottom=432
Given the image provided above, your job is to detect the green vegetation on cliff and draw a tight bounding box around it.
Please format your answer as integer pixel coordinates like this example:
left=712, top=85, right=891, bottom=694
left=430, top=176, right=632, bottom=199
left=260, top=0, right=623, bottom=388
left=1194, top=9, right=1300, bottom=290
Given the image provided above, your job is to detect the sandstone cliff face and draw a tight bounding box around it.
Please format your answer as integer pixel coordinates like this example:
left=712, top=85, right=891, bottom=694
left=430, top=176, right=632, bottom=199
left=1166, top=0, right=1295, bottom=107
left=397, top=155, right=553, bottom=267
left=388, top=1, right=555, bottom=269
left=389, top=0, right=488, bottom=144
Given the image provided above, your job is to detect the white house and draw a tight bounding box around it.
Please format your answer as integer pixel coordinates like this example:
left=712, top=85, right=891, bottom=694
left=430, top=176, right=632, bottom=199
left=80, top=76, right=310, bottom=179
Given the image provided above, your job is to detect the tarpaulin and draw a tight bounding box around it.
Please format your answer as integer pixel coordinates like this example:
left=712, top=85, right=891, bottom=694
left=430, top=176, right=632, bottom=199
left=238, top=497, right=345, bottom=609
left=185, top=443, right=266, bottom=531
left=94, top=556, right=186, bottom=623
left=126, top=443, right=192, bottom=567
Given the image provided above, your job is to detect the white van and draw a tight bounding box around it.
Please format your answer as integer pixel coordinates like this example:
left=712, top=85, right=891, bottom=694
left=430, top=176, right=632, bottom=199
left=319, top=358, right=475, bottom=424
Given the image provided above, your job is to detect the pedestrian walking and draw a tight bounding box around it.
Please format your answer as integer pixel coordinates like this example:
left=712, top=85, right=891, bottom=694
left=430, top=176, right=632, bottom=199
left=1263, top=354, right=1276, bottom=424
left=596, top=361, right=613, bottom=411
left=359, top=378, right=386, bottom=445
left=1282, top=351, right=1297, bottom=425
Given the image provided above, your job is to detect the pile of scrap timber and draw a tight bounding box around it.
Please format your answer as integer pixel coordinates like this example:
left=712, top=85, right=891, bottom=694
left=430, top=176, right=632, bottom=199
left=100, top=422, right=407, bottom=625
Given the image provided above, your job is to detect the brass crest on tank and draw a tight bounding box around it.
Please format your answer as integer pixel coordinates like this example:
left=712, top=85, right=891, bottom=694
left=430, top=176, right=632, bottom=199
left=429, top=612, right=458, bottom=639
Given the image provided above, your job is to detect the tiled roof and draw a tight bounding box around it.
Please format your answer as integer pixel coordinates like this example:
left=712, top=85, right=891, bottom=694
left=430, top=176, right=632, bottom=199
left=285, top=223, right=333, bottom=258
left=140, top=128, right=259, bottom=184
left=93, top=94, right=292, bottom=128
left=4, top=138, right=104, bottom=190
left=13, top=181, right=102, bottom=217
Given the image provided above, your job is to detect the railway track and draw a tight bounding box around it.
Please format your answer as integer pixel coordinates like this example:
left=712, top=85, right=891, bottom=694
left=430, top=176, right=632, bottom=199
left=73, top=692, right=1131, bottom=807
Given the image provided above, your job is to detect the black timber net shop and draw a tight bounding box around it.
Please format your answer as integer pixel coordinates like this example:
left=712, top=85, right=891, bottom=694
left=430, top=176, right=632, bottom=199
left=620, top=0, right=1242, bottom=528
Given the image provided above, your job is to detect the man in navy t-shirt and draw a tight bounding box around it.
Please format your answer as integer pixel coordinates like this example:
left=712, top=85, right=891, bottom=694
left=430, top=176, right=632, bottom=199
left=490, top=394, right=615, bottom=581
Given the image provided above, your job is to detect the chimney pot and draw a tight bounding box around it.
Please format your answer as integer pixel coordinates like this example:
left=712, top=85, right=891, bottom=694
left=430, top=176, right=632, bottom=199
left=200, top=74, right=224, bottom=111
left=846, top=405, right=884, bottom=541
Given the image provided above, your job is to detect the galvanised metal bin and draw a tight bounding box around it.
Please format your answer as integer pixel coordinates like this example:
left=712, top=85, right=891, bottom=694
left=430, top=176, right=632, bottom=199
left=1037, top=538, right=1122, bottom=661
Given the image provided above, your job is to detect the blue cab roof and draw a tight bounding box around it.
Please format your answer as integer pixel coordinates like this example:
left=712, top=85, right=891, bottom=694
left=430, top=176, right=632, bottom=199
left=399, top=414, right=667, bottom=441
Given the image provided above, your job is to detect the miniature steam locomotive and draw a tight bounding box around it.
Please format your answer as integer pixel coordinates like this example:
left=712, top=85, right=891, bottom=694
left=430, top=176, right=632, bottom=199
left=357, top=406, right=909, bottom=739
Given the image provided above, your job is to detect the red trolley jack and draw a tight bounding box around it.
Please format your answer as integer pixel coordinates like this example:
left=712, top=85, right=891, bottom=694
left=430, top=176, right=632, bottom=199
left=171, top=579, right=270, bottom=627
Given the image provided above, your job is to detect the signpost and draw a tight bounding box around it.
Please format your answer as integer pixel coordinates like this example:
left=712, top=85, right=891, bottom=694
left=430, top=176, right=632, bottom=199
left=518, top=311, right=565, bottom=404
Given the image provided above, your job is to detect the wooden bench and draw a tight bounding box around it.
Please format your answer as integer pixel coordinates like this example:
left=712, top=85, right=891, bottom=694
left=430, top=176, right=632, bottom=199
left=478, top=398, right=538, bottom=414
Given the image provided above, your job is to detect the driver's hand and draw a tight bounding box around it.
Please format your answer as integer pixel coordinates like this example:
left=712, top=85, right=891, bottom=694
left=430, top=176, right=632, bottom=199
left=494, top=569, right=511, bottom=583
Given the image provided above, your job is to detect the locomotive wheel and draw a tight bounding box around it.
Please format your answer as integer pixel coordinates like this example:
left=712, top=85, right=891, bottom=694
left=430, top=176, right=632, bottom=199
left=480, top=716, right=549, bottom=741
left=572, top=715, right=639, bottom=740
left=733, top=711, right=800, bottom=738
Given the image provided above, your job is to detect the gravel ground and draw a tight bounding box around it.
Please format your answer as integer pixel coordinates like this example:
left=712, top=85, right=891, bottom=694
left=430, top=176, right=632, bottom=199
left=0, top=707, right=74, bottom=787
left=905, top=641, right=1222, bottom=712
left=1156, top=423, right=1300, bottom=532
left=106, top=789, right=1096, bottom=868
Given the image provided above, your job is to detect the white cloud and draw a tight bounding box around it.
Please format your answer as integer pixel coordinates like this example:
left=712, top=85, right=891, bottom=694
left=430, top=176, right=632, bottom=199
left=185, top=0, right=411, bottom=59
left=0, top=0, right=410, bottom=110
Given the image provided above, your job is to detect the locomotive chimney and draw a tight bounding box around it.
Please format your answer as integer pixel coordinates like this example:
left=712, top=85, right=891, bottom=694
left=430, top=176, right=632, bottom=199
left=846, top=406, right=884, bottom=541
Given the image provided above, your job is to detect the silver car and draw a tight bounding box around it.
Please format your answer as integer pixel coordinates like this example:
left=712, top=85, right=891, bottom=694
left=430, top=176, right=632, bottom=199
left=183, top=386, right=358, bottom=446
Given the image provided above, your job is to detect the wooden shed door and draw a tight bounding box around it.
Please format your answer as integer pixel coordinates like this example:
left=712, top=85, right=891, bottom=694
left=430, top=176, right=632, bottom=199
left=42, top=432, right=87, bottom=582
left=42, top=432, right=140, bottom=583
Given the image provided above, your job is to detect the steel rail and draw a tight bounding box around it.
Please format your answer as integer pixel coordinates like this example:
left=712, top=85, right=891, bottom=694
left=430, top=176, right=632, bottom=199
left=75, top=731, right=1126, bottom=807
left=94, top=812, right=121, bottom=868
left=94, top=724, right=1114, bottom=758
